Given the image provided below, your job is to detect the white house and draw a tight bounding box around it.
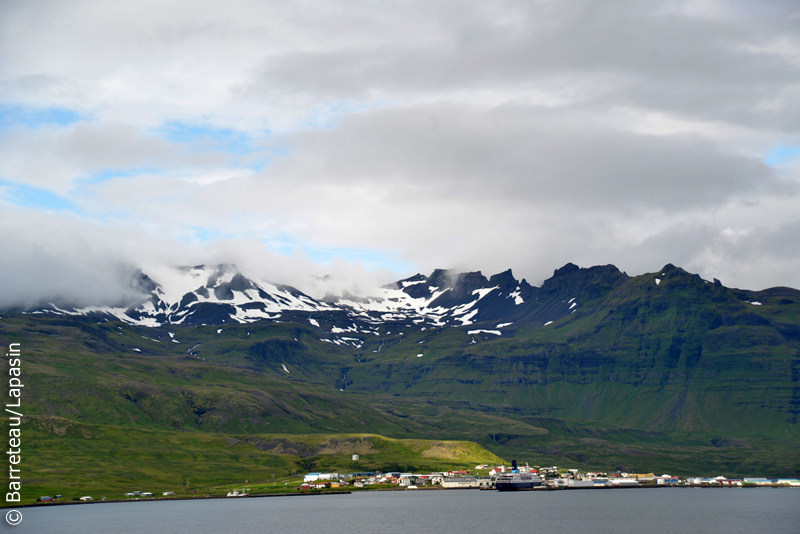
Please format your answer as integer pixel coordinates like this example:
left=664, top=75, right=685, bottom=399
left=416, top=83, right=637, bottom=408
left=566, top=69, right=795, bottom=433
left=304, top=473, right=341, bottom=483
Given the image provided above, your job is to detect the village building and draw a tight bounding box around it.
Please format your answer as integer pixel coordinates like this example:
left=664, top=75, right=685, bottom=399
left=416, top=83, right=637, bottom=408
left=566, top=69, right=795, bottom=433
left=304, top=473, right=342, bottom=483
left=441, top=476, right=480, bottom=489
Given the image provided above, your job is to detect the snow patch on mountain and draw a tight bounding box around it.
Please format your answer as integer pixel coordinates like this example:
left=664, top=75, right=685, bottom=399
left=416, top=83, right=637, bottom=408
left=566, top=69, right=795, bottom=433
left=509, top=289, right=523, bottom=304
left=467, top=329, right=501, bottom=336
left=457, top=309, right=479, bottom=325
left=471, top=286, right=499, bottom=299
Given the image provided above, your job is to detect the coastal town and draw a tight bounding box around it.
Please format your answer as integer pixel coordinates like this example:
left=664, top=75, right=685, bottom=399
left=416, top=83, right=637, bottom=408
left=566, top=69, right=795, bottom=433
left=297, top=463, right=800, bottom=491
left=36, top=461, right=800, bottom=503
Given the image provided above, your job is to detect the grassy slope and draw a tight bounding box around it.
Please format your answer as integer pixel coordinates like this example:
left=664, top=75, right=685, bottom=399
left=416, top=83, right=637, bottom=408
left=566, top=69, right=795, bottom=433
left=16, top=415, right=502, bottom=503
left=2, top=265, right=799, bottom=501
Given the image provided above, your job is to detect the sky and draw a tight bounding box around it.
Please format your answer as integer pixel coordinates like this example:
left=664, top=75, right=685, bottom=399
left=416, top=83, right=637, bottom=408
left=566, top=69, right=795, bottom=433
left=1, top=0, right=800, bottom=306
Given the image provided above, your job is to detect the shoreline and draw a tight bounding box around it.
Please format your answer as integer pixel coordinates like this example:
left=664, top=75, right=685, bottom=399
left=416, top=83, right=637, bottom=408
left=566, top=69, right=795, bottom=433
left=6, top=483, right=797, bottom=509
left=5, top=489, right=353, bottom=509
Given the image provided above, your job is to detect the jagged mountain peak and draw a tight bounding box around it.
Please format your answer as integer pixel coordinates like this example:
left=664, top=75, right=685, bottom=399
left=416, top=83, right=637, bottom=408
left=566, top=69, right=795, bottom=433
left=13, top=262, right=787, bottom=346
left=488, top=269, right=517, bottom=289
left=399, top=268, right=518, bottom=291
left=540, top=263, right=627, bottom=299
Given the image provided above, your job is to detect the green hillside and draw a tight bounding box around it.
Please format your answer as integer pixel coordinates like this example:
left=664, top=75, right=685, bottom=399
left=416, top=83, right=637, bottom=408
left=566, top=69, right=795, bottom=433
left=16, top=415, right=502, bottom=503
left=2, top=264, right=800, bottom=501
left=349, top=266, right=800, bottom=438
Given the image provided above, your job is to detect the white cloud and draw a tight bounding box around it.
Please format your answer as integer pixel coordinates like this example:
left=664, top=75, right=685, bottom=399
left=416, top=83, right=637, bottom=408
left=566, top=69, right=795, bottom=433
left=1, top=0, right=800, bottom=302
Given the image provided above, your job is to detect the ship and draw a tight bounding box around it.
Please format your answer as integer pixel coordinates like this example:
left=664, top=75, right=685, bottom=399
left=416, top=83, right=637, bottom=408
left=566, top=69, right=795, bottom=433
left=495, top=460, right=542, bottom=491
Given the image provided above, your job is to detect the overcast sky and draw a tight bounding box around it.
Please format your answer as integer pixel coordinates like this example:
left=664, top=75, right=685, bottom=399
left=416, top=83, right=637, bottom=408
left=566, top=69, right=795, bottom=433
left=1, top=0, right=800, bottom=305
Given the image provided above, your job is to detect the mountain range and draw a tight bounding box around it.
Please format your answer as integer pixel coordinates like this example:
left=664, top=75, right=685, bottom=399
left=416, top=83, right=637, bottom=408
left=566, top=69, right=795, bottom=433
left=13, top=262, right=572, bottom=330
left=2, top=261, right=799, bottom=495
left=10, top=261, right=707, bottom=332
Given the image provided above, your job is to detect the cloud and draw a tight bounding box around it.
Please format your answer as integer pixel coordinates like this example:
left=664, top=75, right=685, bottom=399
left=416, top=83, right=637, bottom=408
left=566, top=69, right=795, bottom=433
left=0, top=209, right=150, bottom=309
left=267, top=103, right=786, bottom=210
left=250, top=0, right=800, bottom=130
left=0, top=204, right=402, bottom=308
left=1, top=0, right=800, bottom=303
left=0, top=122, right=183, bottom=193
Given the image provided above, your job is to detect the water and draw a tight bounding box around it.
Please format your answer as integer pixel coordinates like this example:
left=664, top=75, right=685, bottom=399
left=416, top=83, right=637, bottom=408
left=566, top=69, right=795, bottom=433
left=7, top=488, right=800, bottom=534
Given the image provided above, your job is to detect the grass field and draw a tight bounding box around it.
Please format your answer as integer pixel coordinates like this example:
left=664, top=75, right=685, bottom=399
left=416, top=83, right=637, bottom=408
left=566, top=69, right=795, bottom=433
left=11, top=415, right=503, bottom=504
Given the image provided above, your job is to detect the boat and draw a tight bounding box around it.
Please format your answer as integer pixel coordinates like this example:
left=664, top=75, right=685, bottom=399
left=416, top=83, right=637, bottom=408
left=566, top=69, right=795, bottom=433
left=495, top=461, right=542, bottom=491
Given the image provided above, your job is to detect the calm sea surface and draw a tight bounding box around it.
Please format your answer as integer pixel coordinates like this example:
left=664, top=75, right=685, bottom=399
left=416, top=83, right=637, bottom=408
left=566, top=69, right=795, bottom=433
left=6, top=488, right=799, bottom=534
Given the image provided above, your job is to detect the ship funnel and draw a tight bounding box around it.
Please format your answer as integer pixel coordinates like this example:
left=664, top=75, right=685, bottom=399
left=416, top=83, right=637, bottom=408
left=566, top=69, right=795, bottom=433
left=512, top=460, right=518, bottom=472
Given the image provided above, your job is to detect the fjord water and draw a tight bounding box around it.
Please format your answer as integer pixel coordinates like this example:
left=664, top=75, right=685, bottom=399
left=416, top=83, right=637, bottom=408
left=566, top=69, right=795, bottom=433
left=13, top=488, right=800, bottom=534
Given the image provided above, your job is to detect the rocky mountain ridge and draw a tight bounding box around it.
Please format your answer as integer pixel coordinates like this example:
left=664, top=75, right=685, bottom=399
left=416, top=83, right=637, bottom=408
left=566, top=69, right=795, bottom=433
left=12, top=262, right=643, bottom=332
